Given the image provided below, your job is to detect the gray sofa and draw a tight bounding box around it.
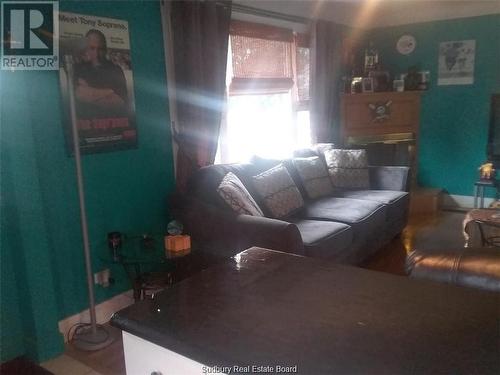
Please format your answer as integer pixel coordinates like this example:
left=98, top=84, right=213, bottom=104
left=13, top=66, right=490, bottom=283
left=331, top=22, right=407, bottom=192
left=182, top=146, right=410, bottom=265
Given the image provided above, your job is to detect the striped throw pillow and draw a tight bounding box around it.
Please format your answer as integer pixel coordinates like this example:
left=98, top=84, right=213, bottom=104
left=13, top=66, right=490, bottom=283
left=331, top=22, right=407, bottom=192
left=252, top=164, right=304, bottom=219
left=217, top=172, right=264, bottom=216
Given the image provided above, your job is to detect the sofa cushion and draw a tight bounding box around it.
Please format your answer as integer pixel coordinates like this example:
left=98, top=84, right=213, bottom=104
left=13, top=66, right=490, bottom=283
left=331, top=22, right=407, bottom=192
left=290, top=219, right=353, bottom=259
left=324, top=149, right=370, bottom=189
left=333, top=189, right=410, bottom=221
left=293, top=157, right=334, bottom=200
left=217, top=172, right=264, bottom=216
left=303, top=197, right=384, bottom=223
left=301, top=196, right=386, bottom=245
left=252, top=164, right=304, bottom=219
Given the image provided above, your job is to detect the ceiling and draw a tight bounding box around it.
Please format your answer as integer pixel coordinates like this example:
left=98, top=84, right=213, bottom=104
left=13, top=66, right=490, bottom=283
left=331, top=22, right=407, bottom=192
left=233, top=0, right=500, bottom=28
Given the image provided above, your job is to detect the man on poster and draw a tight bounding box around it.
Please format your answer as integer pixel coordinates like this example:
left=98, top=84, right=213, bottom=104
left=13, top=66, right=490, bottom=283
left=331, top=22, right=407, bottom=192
left=74, top=29, right=128, bottom=118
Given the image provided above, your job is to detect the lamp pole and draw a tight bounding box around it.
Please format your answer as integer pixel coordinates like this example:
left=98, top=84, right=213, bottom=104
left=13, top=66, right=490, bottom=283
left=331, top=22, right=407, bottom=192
left=64, top=55, right=113, bottom=350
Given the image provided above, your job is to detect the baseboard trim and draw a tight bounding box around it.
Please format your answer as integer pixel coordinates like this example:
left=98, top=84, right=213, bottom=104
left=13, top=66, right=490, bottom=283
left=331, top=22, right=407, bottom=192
left=58, top=290, right=134, bottom=342
left=441, top=194, right=494, bottom=210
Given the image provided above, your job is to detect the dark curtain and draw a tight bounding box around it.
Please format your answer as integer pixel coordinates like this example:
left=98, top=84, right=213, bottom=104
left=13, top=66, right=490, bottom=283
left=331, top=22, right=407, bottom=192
left=169, top=0, right=232, bottom=192
left=310, top=20, right=343, bottom=144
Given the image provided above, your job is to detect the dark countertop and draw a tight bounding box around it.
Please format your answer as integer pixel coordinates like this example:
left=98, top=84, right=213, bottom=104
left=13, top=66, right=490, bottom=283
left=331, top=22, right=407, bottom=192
left=111, top=247, right=500, bottom=374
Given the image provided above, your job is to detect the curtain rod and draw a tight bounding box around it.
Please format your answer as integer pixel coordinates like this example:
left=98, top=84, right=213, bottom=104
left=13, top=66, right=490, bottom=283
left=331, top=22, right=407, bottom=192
left=228, top=3, right=309, bottom=24
left=177, top=1, right=308, bottom=25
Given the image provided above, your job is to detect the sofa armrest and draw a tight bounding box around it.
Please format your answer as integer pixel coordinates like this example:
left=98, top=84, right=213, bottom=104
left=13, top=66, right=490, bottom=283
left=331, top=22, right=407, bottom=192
left=369, top=166, right=410, bottom=192
left=181, top=198, right=304, bottom=257
left=233, top=215, right=304, bottom=255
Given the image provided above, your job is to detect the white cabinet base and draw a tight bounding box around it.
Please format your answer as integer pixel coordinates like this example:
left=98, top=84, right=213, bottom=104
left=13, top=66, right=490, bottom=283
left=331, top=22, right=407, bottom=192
left=122, top=331, right=224, bottom=375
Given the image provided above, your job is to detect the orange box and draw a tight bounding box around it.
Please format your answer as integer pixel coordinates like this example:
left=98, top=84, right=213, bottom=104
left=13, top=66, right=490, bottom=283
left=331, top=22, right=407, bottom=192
left=164, top=235, right=191, bottom=252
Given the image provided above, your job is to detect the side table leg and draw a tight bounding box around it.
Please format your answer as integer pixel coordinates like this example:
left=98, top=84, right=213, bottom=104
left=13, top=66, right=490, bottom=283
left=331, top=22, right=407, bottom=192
left=480, top=186, right=485, bottom=208
left=474, top=185, right=478, bottom=208
left=133, top=279, right=142, bottom=301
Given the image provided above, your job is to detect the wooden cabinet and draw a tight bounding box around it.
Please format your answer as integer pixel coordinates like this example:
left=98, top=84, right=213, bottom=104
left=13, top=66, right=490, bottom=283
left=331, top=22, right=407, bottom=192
left=340, top=92, right=421, bottom=140
left=341, top=92, right=422, bottom=189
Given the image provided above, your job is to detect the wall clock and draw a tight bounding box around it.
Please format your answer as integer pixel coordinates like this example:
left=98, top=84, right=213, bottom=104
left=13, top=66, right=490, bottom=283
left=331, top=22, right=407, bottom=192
left=396, top=35, right=416, bottom=55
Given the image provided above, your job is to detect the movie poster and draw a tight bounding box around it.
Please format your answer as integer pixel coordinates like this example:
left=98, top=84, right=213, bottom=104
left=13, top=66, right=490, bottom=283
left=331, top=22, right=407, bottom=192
left=59, top=12, right=137, bottom=154
left=438, top=40, right=475, bottom=85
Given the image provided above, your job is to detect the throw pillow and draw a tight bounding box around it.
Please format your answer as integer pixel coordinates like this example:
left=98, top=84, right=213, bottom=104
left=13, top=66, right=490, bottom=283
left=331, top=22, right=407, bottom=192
left=217, top=172, right=264, bottom=216
left=324, top=149, right=370, bottom=189
left=293, top=157, right=334, bottom=199
left=314, top=143, right=335, bottom=156
left=293, top=143, right=335, bottom=159
left=252, top=164, right=304, bottom=218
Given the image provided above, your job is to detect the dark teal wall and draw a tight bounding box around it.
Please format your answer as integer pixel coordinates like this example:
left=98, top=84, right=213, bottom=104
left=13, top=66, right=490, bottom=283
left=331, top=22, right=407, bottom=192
left=366, top=15, right=500, bottom=196
left=1, top=0, right=174, bottom=362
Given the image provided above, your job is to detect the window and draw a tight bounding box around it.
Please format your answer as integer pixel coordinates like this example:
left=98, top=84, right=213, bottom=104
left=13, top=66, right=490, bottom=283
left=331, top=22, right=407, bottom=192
left=294, top=33, right=311, bottom=150
left=216, top=21, right=310, bottom=164
left=295, top=33, right=310, bottom=105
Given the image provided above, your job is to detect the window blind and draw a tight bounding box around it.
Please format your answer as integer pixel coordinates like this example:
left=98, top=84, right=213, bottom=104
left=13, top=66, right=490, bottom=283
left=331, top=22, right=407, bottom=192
left=229, top=20, right=294, bottom=94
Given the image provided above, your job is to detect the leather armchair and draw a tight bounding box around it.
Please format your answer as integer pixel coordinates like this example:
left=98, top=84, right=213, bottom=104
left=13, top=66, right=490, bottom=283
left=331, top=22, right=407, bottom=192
left=406, top=248, right=500, bottom=292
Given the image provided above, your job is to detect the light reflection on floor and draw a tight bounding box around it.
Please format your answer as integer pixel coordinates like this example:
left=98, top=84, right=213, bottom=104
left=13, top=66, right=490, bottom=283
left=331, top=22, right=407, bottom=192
left=365, top=211, right=465, bottom=275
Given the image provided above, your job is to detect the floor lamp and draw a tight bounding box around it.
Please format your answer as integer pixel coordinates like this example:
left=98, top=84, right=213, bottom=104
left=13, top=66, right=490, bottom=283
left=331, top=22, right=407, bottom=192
left=64, top=55, right=114, bottom=351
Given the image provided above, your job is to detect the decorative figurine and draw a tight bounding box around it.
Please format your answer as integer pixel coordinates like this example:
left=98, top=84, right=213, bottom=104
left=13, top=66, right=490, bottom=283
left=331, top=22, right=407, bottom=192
left=479, top=161, right=495, bottom=180
left=364, top=42, right=379, bottom=75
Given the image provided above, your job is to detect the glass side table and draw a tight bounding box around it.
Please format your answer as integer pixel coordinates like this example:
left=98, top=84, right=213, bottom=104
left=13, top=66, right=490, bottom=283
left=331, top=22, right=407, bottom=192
left=100, top=234, right=192, bottom=300
left=473, top=179, right=499, bottom=208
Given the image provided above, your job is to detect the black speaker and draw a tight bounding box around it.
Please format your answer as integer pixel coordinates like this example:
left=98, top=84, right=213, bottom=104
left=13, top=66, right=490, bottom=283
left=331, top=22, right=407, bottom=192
left=487, top=94, right=500, bottom=168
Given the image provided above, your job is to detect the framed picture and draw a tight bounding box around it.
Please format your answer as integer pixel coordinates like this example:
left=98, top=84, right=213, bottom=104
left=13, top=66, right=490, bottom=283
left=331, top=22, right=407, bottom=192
left=368, top=70, right=390, bottom=92
left=438, top=40, right=475, bottom=85
left=393, top=79, right=405, bottom=92
left=362, top=77, right=374, bottom=93
left=417, top=71, right=430, bottom=90
left=59, top=12, right=137, bottom=155
left=351, top=77, right=363, bottom=94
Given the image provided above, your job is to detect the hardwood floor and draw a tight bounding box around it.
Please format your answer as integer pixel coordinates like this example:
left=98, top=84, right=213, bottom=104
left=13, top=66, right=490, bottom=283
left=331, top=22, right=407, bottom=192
left=362, top=213, right=441, bottom=275
left=364, top=210, right=465, bottom=275
left=1, top=357, right=53, bottom=375
left=64, top=324, right=125, bottom=375
left=61, top=211, right=466, bottom=375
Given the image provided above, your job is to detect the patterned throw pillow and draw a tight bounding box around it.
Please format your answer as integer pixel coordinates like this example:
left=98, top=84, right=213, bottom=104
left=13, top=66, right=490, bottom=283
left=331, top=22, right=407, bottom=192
left=293, top=157, right=334, bottom=199
left=252, top=164, right=304, bottom=219
left=217, top=172, right=264, bottom=216
left=324, top=149, right=370, bottom=189
left=314, top=143, right=335, bottom=156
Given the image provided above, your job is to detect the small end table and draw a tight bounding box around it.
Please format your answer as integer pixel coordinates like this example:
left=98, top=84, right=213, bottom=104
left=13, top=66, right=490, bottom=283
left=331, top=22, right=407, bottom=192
left=100, top=234, right=192, bottom=300
left=473, top=179, right=499, bottom=208
left=100, top=235, right=222, bottom=300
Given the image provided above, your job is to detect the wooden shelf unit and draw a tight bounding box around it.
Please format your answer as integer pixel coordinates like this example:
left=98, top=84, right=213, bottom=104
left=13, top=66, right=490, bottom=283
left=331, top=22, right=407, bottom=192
left=340, top=92, right=422, bottom=189
left=340, top=92, right=421, bottom=139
